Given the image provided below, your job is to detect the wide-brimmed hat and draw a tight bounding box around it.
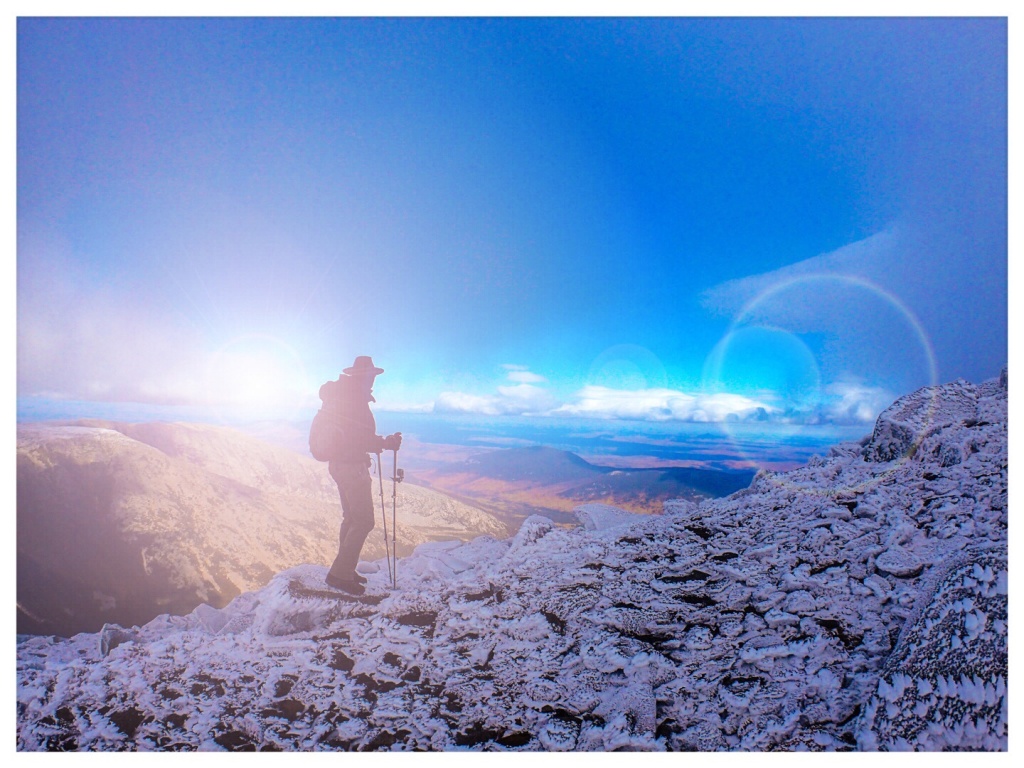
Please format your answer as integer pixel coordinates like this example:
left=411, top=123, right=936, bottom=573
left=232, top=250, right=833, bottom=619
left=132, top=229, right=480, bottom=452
left=344, top=355, right=384, bottom=376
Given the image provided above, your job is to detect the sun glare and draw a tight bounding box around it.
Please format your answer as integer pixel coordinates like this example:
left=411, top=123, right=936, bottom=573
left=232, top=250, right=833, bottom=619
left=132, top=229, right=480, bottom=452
left=207, top=334, right=311, bottom=418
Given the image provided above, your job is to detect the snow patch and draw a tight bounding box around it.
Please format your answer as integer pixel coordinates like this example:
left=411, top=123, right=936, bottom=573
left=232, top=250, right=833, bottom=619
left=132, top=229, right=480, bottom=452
left=574, top=503, right=640, bottom=532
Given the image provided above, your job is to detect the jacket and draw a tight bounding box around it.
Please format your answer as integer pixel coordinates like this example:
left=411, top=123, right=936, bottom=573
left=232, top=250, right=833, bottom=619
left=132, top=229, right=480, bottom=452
left=319, top=376, right=385, bottom=464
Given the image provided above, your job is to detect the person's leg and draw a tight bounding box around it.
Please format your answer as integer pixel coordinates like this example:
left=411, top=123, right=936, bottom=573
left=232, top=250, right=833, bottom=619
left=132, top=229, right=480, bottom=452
left=329, top=481, right=355, bottom=577
left=328, top=463, right=375, bottom=582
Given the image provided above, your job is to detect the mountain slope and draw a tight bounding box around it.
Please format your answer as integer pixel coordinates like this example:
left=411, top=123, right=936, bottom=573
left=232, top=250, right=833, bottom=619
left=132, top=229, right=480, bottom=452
left=16, top=373, right=1007, bottom=751
left=17, top=422, right=507, bottom=637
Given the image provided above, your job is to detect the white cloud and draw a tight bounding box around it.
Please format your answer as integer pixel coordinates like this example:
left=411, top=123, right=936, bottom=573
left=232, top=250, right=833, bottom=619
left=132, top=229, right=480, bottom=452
left=432, top=387, right=554, bottom=417
left=433, top=367, right=557, bottom=417
left=701, top=229, right=900, bottom=324
left=432, top=384, right=556, bottom=417
left=433, top=391, right=512, bottom=416
left=428, top=367, right=886, bottom=426
left=18, top=257, right=206, bottom=406
left=17, top=248, right=316, bottom=415
left=505, top=370, right=547, bottom=384
left=375, top=400, right=435, bottom=414
left=496, top=383, right=557, bottom=411
left=697, top=229, right=941, bottom=404
left=553, top=386, right=777, bottom=423
left=821, top=381, right=894, bottom=424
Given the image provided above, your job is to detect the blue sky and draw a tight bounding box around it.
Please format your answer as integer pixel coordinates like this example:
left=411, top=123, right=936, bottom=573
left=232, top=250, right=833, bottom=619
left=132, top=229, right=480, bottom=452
left=16, top=16, right=1008, bottom=427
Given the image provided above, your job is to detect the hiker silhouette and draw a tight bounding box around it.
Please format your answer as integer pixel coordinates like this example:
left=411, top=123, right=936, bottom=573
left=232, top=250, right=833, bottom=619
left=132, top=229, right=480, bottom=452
left=317, top=356, right=401, bottom=595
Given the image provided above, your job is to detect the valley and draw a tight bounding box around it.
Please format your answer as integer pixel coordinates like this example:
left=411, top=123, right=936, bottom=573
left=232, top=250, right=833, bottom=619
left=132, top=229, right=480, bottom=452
left=407, top=445, right=755, bottom=527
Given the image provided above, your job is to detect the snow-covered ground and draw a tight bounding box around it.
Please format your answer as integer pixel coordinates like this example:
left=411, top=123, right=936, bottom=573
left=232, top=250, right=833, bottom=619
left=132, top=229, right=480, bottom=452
left=16, top=374, right=1007, bottom=751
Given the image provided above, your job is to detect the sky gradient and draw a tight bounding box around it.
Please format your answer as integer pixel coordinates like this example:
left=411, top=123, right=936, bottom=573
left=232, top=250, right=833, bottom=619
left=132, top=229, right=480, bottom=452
left=17, top=16, right=1008, bottom=428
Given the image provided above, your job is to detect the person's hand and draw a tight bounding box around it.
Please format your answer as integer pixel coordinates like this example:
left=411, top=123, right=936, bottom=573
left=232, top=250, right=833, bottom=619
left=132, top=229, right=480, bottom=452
left=383, top=432, right=403, bottom=451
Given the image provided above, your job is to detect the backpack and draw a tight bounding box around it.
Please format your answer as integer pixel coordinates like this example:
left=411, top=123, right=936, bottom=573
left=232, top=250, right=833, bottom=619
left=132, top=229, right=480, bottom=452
left=309, top=408, right=346, bottom=462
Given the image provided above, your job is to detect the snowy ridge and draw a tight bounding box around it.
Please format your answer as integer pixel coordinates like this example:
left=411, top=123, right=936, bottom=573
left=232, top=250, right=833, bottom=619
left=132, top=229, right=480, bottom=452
left=16, top=374, right=1007, bottom=751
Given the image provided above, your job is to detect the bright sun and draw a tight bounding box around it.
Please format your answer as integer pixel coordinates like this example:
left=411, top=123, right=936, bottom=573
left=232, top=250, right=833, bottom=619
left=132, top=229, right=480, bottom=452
left=207, top=334, right=311, bottom=416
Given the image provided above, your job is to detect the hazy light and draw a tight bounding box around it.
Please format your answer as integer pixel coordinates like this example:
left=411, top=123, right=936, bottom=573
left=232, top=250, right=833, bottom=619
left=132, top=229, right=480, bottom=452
left=206, top=334, right=313, bottom=419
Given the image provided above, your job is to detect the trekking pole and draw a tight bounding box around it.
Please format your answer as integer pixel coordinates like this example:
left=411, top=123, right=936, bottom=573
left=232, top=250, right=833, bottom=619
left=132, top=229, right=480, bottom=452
left=391, top=447, right=403, bottom=589
left=375, top=452, right=393, bottom=584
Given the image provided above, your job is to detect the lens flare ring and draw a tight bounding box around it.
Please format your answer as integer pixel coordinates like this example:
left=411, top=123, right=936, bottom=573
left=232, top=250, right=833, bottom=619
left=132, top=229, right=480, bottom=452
left=586, top=343, right=670, bottom=392
left=703, top=273, right=939, bottom=494
left=702, top=324, right=823, bottom=420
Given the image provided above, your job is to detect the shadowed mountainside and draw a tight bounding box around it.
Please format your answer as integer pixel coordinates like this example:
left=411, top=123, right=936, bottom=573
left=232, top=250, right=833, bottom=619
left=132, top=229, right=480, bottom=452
left=17, top=421, right=507, bottom=637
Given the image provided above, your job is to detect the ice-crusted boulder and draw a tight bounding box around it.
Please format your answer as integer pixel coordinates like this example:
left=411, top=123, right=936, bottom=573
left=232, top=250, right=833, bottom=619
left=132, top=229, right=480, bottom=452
left=862, top=369, right=1006, bottom=463
left=574, top=503, right=639, bottom=532
left=16, top=374, right=1007, bottom=752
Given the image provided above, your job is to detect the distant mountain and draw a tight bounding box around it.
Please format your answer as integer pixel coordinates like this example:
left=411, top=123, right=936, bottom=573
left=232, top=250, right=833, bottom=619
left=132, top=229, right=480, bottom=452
left=17, top=421, right=507, bottom=637
left=414, top=444, right=754, bottom=524
left=560, top=464, right=754, bottom=505
left=462, top=445, right=602, bottom=483
left=16, top=373, right=1007, bottom=751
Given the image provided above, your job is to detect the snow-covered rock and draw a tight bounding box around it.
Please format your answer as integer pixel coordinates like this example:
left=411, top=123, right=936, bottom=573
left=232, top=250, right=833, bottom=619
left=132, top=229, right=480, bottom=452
left=16, top=374, right=1007, bottom=751
left=854, top=547, right=1007, bottom=751
left=861, top=373, right=1003, bottom=463
left=574, top=503, right=640, bottom=532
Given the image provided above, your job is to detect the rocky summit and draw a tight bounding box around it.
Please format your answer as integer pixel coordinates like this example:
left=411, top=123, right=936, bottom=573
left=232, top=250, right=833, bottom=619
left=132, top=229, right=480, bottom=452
left=16, top=373, right=1007, bottom=751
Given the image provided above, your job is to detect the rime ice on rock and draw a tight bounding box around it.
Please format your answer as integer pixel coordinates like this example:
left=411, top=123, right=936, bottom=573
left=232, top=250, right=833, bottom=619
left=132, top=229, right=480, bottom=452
left=861, top=378, right=981, bottom=462
left=16, top=374, right=1007, bottom=751
left=575, top=503, right=639, bottom=532
left=855, top=549, right=1008, bottom=750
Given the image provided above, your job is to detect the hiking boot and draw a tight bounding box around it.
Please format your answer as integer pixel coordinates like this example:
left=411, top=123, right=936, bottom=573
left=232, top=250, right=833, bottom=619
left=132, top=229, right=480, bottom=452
left=325, top=573, right=365, bottom=596
left=352, top=571, right=368, bottom=584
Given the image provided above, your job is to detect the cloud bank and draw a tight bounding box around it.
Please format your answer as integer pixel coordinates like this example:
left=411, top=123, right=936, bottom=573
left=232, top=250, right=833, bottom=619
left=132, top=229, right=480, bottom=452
left=433, top=366, right=557, bottom=417
left=552, top=386, right=775, bottom=423
left=18, top=251, right=205, bottom=406
left=423, top=367, right=888, bottom=426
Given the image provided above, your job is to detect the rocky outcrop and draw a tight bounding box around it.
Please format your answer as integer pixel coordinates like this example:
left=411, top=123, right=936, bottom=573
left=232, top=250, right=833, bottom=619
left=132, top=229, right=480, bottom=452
left=862, top=368, right=1006, bottom=462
